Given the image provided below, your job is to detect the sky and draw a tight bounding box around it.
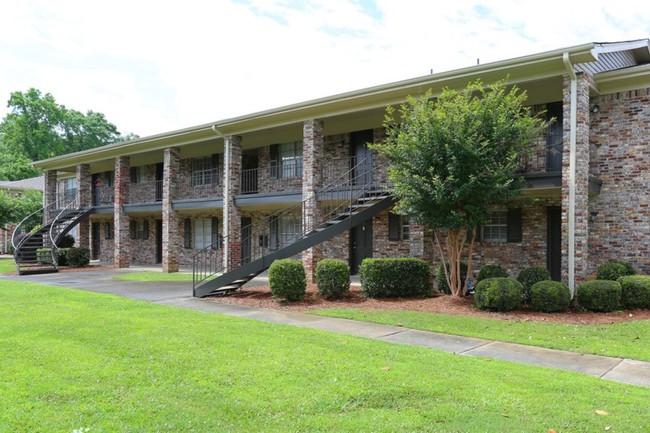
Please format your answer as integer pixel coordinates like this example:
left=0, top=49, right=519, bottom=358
left=1, top=0, right=649, bottom=137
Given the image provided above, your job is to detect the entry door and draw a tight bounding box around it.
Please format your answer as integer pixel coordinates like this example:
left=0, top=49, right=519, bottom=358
left=155, top=220, right=163, bottom=264
left=241, top=217, right=252, bottom=264
left=91, top=222, right=101, bottom=260
left=350, top=130, right=374, bottom=185
left=350, top=219, right=373, bottom=274
left=547, top=206, right=562, bottom=281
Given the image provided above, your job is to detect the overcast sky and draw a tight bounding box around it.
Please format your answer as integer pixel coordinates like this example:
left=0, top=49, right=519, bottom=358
left=1, top=0, right=649, bottom=137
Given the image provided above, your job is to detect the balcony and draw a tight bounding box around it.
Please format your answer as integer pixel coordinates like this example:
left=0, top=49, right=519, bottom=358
left=128, top=180, right=163, bottom=203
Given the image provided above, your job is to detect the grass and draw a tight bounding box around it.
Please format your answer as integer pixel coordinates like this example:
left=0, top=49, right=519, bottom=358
left=113, top=270, right=194, bottom=282
left=311, top=308, right=650, bottom=361
left=0, top=258, right=15, bottom=274
left=0, top=280, right=649, bottom=432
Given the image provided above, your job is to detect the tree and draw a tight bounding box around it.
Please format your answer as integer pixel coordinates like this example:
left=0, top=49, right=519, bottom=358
left=0, top=189, right=43, bottom=233
left=0, top=88, right=138, bottom=179
left=373, top=80, right=547, bottom=296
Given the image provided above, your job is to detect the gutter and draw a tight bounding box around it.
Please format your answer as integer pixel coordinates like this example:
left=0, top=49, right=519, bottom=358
left=562, top=53, right=578, bottom=297
left=211, top=125, right=229, bottom=269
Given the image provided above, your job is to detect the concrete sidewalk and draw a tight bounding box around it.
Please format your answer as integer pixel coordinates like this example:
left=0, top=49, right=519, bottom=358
left=3, top=267, right=649, bottom=388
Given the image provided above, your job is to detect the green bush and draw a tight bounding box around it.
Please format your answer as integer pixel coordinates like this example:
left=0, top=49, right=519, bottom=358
left=529, top=280, right=571, bottom=313
left=316, top=259, right=350, bottom=299
left=618, top=275, right=650, bottom=309
left=61, top=248, right=90, bottom=267
left=436, top=261, right=467, bottom=294
left=56, top=234, right=75, bottom=248
left=360, top=258, right=432, bottom=298
left=474, top=277, right=524, bottom=312
left=576, top=280, right=621, bottom=312
left=596, top=260, right=635, bottom=281
left=477, top=264, right=509, bottom=282
left=36, top=248, right=54, bottom=265
left=517, top=266, right=551, bottom=295
left=269, top=259, right=306, bottom=301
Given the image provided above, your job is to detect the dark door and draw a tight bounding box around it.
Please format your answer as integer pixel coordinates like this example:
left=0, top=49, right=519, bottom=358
left=547, top=206, right=562, bottom=281
left=91, top=173, right=101, bottom=206
left=91, top=222, right=101, bottom=260
left=155, top=219, right=163, bottom=264
left=350, top=219, right=373, bottom=274
left=242, top=150, right=258, bottom=194
left=350, top=130, right=374, bottom=185
left=241, top=217, right=252, bottom=264
left=155, top=163, right=164, bottom=201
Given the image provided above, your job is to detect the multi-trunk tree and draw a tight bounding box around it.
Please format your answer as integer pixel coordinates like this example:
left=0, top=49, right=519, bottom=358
left=373, top=79, right=548, bottom=296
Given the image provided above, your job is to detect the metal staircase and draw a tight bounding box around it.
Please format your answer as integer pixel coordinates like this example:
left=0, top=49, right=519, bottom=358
left=12, top=194, right=94, bottom=275
left=193, top=157, right=392, bottom=297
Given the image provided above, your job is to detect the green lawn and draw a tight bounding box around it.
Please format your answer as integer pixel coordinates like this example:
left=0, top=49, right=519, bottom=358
left=0, top=257, right=15, bottom=274
left=113, top=270, right=194, bottom=282
left=311, top=308, right=650, bottom=361
left=0, top=280, right=649, bottom=432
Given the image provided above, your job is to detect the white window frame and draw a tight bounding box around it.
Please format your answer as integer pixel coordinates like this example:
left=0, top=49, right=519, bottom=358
left=193, top=218, right=213, bottom=250
left=482, top=209, right=508, bottom=243
left=279, top=142, right=303, bottom=179
left=191, top=156, right=218, bottom=187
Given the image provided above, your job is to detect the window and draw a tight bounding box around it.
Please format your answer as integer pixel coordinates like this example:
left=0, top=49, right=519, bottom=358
left=58, top=178, right=77, bottom=206
left=546, top=102, right=563, bottom=172
left=192, top=155, right=219, bottom=187
left=269, top=214, right=301, bottom=250
left=270, top=142, right=302, bottom=179
left=129, top=219, right=149, bottom=240
left=104, top=222, right=114, bottom=240
left=104, top=171, right=115, bottom=187
left=388, top=212, right=410, bottom=241
left=184, top=217, right=219, bottom=249
left=482, top=209, right=522, bottom=243
left=130, top=166, right=146, bottom=184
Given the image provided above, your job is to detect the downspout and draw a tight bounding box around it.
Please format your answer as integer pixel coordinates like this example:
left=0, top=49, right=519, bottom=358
left=562, top=52, right=578, bottom=297
left=211, top=125, right=229, bottom=268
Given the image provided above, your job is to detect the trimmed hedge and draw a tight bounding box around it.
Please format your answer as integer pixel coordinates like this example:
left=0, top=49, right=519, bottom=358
left=596, top=260, right=635, bottom=281
left=61, top=248, right=90, bottom=267
left=529, top=280, right=571, bottom=313
left=56, top=234, right=75, bottom=248
left=435, top=261, right=467, bottom=295
left=360, top=258, right=432, bottom=298
left=576, top=280, right=621, bottom=312
left=268, top=259, right=306, bottom=301
left=36, top=248, right=55, bottom=265
left=476, top=264, right=509, bottom=282
left=474, top=277, right=524, bottom=312
left=316, top=259, right=350, bottom=299
left=618, top=275, right=650, bottom=309
left=517, top=266, right=551, bottom=296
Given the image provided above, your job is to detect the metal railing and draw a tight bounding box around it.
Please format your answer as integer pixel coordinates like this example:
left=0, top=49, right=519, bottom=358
left=193, top=155, right=389, bottom=288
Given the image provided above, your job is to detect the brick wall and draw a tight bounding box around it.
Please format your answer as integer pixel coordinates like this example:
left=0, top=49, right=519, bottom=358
left=588, top=87, right=650, bottom=275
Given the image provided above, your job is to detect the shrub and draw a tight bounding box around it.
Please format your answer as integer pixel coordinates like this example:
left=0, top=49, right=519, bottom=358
left=268, top=259, right=306, bottom=301
left=474, top=277, right=524, bottom=312
left=596, top=260, right=635, bottom=281
left=62, top=248, right=90, bottom=267
left=618, top=275, right=650, bottom=309
left=56, top=234, right=75, bottom=248
left=360, top=258, right=431, bottom=298
left=576, top=280, right=621, bottom=312
left=36, top=248, right=54, bottom=265
left=316, top=259, right=350, bottom=299
left=435, top=261, right=467, bottom=295
left=517, top=266, right=551, bottom=296
left=529, top=280, right=571, bottom=313
left=477, top=264, right=509, bottom=282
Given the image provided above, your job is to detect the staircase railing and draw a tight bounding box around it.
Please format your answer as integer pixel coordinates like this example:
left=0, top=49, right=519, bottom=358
left=48, top=189, right=93, bottom=262
left=11, top=201, right=56, bottom=266
left=193, top=155, right=389, bottom=288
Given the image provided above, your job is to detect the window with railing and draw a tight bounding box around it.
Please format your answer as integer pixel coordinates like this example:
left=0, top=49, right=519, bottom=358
left=269, top=213, right=301, bottom=250
left=192, top=155, right=219, bottom=187
left=270, top=142, right=303, bottom=179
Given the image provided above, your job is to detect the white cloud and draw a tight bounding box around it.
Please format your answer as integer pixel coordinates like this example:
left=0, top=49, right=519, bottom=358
left=0, top=0, right=649, bottom=137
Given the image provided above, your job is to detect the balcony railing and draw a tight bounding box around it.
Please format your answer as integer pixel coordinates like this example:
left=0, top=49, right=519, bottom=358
left=92, top=186, right=115, bottom=206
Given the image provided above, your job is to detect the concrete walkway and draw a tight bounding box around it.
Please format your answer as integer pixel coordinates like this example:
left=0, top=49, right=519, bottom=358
left=3, top=266, right=649, bottom=388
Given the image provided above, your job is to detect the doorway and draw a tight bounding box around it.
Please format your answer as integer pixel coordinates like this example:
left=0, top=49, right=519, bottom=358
left=350, top=219, right=373, bottom=274
left=155, top=219, right=163, bottom=264
left=547, top=206, right=561, bottom=281
left=350, top=129, right=373, bottom=185
left=242, top=150, right=259, bottom=194
left=91, top=222, right=101, bottom=260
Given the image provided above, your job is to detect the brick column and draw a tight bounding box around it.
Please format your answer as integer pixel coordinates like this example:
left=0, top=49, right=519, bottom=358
left=44, top=170, right=58, bottom=224
left=224, top=135, right=242, bottom=270
left=302, top=119, right=324, bottom=282
left=75, top=164, right=91, bottom=249
left=114, top=156, right=130, bottom=268
left=561, top=73, right=591, bottom=290
left=162, top=147, right=181, bottom=272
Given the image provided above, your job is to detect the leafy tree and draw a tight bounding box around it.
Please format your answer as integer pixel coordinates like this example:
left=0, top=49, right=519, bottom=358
left=0, top=189, right=43, bottom=233
left=0, top=88, right=138, bottom=179
left=374, top=80, right=547, bottom=296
